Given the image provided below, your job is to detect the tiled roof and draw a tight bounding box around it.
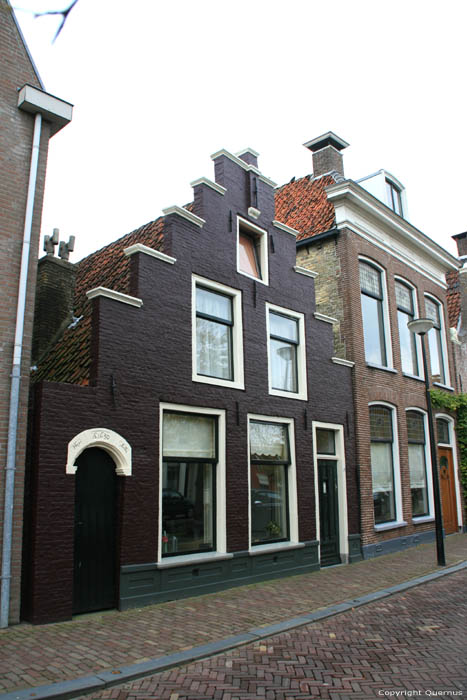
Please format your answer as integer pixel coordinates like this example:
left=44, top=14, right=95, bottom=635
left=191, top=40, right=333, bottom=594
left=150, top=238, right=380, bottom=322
left=34, top=217, right=165, bottom=385
left=274, top=174, right=336, bottom=241
left=446, top=269, right=460, bottom=328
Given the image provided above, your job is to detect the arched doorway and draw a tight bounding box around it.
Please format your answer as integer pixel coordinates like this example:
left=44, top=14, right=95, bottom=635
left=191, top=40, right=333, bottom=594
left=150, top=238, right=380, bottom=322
left=73, top=448, right=118, bottom=614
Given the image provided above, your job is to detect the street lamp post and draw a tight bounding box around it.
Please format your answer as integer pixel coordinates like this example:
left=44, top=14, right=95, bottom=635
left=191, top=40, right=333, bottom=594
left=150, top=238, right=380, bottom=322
left=407, top=318, right=446, bottom=566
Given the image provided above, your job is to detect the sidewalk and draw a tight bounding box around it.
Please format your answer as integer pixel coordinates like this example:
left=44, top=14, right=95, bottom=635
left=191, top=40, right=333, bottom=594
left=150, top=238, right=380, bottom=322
left=1, top=534, right=466, bottom=698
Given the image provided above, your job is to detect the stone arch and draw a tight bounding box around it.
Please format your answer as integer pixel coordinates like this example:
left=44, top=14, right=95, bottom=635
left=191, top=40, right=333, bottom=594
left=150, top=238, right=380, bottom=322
left=66, top=428, right=132, bottom=476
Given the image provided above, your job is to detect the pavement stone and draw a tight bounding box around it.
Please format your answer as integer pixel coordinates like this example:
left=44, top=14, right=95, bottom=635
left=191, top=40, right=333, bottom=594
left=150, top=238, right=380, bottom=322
left=0, top=533, right=466, bottom=698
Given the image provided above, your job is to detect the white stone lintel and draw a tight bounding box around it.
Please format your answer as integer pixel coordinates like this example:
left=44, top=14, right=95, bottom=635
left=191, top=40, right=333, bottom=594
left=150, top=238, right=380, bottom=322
left=295, top=265, right=318, bottom=278
left=124, top=244, right=176, bottom=264
left=86, top=287, right=143, bottom=307
left=162, top=206, right=205, bottom=228
left=190, top=177, right=226, bottom=195
left=274, top=221, right=300, bottom=237
left=314, top=312, right=337, bottom=324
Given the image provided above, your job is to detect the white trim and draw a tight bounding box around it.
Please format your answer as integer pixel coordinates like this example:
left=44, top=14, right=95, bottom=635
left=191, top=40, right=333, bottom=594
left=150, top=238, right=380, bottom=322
left=247, top=414, right=299, bottom=550
left=405, top=408, right=434, bottom=522
left=157, top=551, right=233, bottom=568
left=192, top=275, right=245, bottom=390
left=332, top=357, right=355, bottom=367
left=159, top=403, right=227, bottom=562
left=235, top=147, right=260, bottom=158
left=394, top=276, right=423, bottom=379
left=162, top=205, right=205, bottom=228
left=434, top=413, right=464, bottom=530
left=249, top=541, right=305, bottom=556
left=86, top=287, right=143, bottom=308
left=237, top=217, right=269, bottom=286
left=248, top=207, right=261, bottom=220
left=359, top=257, right=394, bottom=369
left=295, top=265, right=318, bottom=278
left=312, top=421, right=349, bottom=563
left=369, top=401, right=403, bottom=527
left=17, top=84, right=73, bottom=133
left=66, top=428, right=132, bottom=476
left=314, top=312, right=337, bottom=324
left=210, top=149, right=277, bottom=188
left=124, top=244, right=176, bottom=265
left=266, top=302, right=308, bottom=401
left=273, top=221, right=299, bottom=237
left=424, top=293, right=451, bottom=388
left=190, top=177, right=227, bottom=196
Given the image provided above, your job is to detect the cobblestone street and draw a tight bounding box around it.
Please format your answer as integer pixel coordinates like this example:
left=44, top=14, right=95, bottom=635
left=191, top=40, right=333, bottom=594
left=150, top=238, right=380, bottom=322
left=83, top=570, right=467, bottom=699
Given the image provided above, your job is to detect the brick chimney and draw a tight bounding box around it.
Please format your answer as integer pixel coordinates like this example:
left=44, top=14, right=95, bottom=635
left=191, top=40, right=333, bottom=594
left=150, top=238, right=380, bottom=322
left=32, top=233, right=77, bottom=365
left=303, top=132, right=349, bottom=179
left=452, top=231, right=467, bottom=260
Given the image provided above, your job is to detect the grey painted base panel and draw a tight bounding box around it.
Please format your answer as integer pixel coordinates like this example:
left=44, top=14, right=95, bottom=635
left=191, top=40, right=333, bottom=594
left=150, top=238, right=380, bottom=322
left=362, top=528, right=436, bottom=559
left=120, top=541, right=320, bottom=611
left=4, top=560, right=466, bottom=700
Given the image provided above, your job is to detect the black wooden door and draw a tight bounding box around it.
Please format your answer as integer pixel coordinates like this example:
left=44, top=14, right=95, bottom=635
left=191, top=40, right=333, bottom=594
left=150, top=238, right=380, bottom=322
left=73, top=448, right=117, bottom=614
left=318, top=459, right=340, bottom=566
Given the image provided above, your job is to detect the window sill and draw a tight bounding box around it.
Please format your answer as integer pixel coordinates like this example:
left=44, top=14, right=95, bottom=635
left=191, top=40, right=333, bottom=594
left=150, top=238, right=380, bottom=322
left=193, top=375, right=245, bottom=391
left=366, top=363, right=397, bottom=374
left=268, top=388, right=308, bottom=402
left=157, top=551, right=233, bottom=569
left=433, top=382, right=455, bottom=392
left=412, top=515, right=435, bottom=524
left=402, top=373, right=424, bottom=382
left=374, top=520, right=407, bottom=532
left=249, top=541, right=304, bottom=556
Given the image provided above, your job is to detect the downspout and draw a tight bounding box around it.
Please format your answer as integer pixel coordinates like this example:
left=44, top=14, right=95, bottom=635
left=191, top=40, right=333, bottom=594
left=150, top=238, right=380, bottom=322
left=0, top=112, right=42, bottom=629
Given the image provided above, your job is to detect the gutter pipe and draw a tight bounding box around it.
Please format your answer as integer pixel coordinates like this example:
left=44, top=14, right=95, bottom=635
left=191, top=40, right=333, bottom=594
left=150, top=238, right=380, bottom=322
left=0, top=112, right=42, bottom=629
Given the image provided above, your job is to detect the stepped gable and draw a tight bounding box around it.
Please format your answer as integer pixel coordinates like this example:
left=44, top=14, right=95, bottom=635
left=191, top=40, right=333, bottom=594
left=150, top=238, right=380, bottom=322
left=446, top=269, right=460, bottom=328
left=33, top=217, right=165, bottom=385
left=275, top=174, right=336, bottom=241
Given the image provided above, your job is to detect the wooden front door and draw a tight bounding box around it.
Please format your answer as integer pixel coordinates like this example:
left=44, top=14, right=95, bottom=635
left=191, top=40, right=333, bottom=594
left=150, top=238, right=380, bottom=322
left=73, top=448, right=117, bottom=614
left=318, top=459, right=340, bottom=566
left=438, top=447, right=458, bottom=535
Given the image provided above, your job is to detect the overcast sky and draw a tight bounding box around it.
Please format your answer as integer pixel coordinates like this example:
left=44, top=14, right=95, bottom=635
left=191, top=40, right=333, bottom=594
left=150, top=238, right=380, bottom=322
left=13, top=0, right=467, bottom=262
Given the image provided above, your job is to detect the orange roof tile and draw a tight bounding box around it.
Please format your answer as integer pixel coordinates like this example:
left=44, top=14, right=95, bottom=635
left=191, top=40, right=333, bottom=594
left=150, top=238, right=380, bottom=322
left=274, top=174, right=336, bottom=241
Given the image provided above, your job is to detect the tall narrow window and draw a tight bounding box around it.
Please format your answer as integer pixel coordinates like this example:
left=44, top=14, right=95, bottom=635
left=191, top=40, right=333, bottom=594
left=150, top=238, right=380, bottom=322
left=425, top=297, right=446, bottom=384
left=239, top=229, right=261, bottom=279
left=370, top=405, right=396, bottom=524
left=250, top=421, right=290, bottom=545
left=407, top=411, right=429, bottom=517
left=395, top=281, right=418, bottom=375
left=162, top=412, right=217, bottom=556
left=196, top=287, right=233, bottom=380
left=360, top=262, right=387, bottom=366
left=386, top=179, right=402, bottom=216
left=436, top=418, right=450, bottom=445
left=269, top=312, right=299, bottom=393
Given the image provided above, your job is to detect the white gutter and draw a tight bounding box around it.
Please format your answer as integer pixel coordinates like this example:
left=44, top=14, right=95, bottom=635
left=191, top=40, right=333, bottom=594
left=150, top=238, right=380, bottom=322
left=0, top=113, right=42, bottom=629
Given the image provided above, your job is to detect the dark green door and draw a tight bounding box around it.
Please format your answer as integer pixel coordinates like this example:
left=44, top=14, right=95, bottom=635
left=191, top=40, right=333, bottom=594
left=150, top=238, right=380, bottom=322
left=318, top=459, right=340, bottom=566
left=73, top=448, right=117, bottom=614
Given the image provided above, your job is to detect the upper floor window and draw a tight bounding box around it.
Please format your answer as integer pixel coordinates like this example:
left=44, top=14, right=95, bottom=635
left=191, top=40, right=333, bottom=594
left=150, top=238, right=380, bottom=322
left=266, top=304, right=307, bottom=400
left=370, top=405, right=396, bottom=524
left=424, top=297, right=446, bottom=384
left=407, top=411, right=429, bottom=518
left=192, top=276, right=244, bottom=390
left=360, top=261, right=388, bottom=367
left=237, top=218, right=268, bottom=285
left=386, top=179, right=402, bottom=216
left=436, top=417, right=450, bottom=445
left=395, top=280, right=419, bottom=376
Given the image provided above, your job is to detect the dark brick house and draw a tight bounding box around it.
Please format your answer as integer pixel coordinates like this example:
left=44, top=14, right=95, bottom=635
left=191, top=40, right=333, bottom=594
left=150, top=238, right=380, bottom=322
left=275, top=133, right=463, bottom=559
left=23, top=147, right=359, bottom=624
left=0, top=0, right=72, bottom=626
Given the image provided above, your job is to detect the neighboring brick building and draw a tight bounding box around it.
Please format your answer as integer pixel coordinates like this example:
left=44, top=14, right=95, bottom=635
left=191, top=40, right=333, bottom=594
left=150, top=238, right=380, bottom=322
left=276, top=133, right=464, bottom=558
left=0, top=0, right=72, bottom=625
left=23, top=147, right=360, bottom=624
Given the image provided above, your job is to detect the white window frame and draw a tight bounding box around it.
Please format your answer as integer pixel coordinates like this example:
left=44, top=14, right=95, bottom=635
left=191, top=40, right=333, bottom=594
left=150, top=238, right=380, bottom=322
left=424, top=293, right=451, bottom=389
left=158, top=402, right=227, bottom=564
left=406, top=408, right=434, bottom=523
left=192, top=275, right=244, bottom=390
left=237, top=216, right=269, bottom=286
left=435, top=413, right=464, bottom=531
left=266, top=302, right=308, bottom=401
left=247, top=414, right=299, bottom=552
left=359, top=257, right=394, bottom=370
left=369, top=401, right=405, bottom=530
left=312, top=422, right=349, bottom=562
left=394, top=276, right=423, bottom=379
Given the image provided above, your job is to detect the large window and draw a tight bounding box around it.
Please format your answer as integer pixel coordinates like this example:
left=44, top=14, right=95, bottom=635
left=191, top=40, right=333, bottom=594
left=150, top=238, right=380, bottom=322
left=237, top=217, right=268, bottom=285
left=192, top=276, right=244, bottom=389
left=360, top=262, right=388, bottom=367
left=407, top=411, right=429, bottom=517
left=249, top=420, right=291, bottom=545
left=161, top=411, right=217, bottom=557
left=370, top=405, right=396, bottom=524
left=267, top=304, right=307, bottom=400
left=425, top=297, right=446, bottom=384
left=395, top=280, right=419, bottom=376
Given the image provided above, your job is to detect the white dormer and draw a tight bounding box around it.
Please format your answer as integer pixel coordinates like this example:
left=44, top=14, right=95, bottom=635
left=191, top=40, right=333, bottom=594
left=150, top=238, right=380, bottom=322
left=356, top=169, right=409, bottom=220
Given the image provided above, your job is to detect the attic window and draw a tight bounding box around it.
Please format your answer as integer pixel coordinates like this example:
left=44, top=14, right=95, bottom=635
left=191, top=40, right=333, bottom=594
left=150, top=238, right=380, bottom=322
left=386, top=179, right=402, bottom=216
left=237, top=217, right=268, bottom=285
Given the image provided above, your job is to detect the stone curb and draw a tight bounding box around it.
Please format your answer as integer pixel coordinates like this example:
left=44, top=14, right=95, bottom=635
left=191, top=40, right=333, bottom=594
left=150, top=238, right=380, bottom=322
left=2, top=560, right=466, bottom=700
